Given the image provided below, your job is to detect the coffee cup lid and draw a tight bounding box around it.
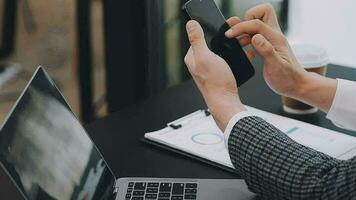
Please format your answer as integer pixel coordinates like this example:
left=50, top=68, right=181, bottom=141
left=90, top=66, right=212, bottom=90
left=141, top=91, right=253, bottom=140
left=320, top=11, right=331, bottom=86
left=291, top=44, right=329, bottom=69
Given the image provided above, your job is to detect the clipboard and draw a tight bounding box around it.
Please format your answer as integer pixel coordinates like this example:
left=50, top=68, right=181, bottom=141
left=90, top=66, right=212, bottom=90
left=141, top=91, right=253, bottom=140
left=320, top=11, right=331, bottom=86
left=142, top=109, right=238, bottom=174
left=142, top=105, right=356, bottom=175
left=141, top=138, right=237, bottom=174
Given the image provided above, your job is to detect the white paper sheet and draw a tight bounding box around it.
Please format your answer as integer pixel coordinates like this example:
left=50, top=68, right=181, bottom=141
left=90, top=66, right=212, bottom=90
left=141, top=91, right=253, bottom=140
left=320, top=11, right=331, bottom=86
left=145, top=106, right=356, bottom=169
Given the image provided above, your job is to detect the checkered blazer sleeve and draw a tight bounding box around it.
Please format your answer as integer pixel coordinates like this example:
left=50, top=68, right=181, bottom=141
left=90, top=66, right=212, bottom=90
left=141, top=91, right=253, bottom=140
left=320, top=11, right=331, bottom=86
left=228, top=116, right=356, bottom=200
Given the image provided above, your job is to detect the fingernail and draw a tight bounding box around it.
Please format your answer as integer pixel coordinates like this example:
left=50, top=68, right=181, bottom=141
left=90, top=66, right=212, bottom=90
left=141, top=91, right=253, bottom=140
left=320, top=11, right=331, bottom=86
left=225, top=29, right=233, bottom=37
left=253, top=34, right=265, bottom=46
left=186, top=20, right=197, bottom=34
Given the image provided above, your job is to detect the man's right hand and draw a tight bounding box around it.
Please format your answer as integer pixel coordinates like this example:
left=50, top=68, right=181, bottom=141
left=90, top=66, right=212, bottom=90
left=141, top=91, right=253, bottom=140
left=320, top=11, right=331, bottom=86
left=225, top=3, right=337, bottom=112
left=225, top=4, right=308, bottom=99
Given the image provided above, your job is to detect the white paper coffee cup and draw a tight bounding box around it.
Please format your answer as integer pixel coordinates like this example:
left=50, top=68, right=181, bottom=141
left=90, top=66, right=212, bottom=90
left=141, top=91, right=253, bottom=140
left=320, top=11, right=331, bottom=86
left=282, top=44, right=329, bottom=115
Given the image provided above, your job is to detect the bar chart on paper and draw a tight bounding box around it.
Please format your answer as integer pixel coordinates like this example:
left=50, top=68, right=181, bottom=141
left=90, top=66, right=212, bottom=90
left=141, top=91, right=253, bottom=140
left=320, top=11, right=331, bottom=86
left=145, top=106, right=356, bottom=170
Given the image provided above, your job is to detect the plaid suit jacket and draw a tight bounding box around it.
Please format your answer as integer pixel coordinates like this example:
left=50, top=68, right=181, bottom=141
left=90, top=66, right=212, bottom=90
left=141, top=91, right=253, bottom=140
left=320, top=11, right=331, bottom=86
left=228, top=116, right=356, bottom=200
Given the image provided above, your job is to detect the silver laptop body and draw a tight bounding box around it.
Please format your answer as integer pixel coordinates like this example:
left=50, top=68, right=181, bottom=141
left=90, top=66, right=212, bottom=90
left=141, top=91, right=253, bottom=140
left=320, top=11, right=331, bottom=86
left=0, top=67, right=255, bottom=200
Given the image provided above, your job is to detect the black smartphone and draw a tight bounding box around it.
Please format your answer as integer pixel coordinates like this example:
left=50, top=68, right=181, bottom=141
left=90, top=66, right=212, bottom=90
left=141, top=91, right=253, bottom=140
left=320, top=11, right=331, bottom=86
left=184, top=0, right=255, bottom=86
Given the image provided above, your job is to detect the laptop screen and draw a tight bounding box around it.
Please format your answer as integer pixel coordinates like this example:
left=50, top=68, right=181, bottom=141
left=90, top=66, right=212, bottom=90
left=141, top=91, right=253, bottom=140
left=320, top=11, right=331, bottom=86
left=0, top=67, right=116, bottom=200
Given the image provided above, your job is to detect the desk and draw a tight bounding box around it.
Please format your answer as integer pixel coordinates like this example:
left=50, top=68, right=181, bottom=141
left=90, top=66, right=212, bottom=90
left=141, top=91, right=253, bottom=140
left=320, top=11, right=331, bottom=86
left=0, top=64, right=355, bottom=199
left=85, top=64, right=356, bottom=181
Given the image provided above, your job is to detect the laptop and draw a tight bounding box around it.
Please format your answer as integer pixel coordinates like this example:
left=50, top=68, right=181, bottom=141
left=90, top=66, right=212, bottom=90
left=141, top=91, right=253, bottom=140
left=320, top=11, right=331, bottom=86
left=0, top=66, right=256, bottom=200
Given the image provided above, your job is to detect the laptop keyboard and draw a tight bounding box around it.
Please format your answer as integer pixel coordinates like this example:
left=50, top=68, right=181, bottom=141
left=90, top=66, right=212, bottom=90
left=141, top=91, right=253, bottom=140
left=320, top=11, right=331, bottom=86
left=125, top=181, right=198, bottom=200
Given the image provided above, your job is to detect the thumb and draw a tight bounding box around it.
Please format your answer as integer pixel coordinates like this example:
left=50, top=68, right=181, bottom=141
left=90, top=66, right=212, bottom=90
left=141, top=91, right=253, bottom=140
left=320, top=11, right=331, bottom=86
left=186, top=20, right=209, bottom=57
left=251, top=34, right=280, bottom=64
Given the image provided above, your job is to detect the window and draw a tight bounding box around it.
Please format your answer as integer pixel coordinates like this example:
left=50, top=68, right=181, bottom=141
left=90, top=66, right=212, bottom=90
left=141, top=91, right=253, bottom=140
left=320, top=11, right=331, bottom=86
left=162, top=0, right=288, bottom=87
left=287, top=0, right=356, bottom=68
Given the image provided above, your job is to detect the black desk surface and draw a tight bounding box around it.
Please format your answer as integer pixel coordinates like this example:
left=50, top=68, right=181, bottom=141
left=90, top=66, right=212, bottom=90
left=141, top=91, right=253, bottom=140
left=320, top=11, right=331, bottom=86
left=86, top=63, right=356, bottom=180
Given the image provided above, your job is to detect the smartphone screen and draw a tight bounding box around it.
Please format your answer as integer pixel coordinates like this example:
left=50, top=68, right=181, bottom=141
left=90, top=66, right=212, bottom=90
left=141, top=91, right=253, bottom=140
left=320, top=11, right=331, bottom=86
left=184, top=0, right=255, bottom=86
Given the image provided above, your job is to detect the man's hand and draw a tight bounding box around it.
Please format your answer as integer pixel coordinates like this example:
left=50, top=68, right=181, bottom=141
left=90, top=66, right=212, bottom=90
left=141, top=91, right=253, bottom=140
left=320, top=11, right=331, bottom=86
left=225, top=4, right=307, bottom=99
left=225, top=4, right=337, bottom=112
left=184, top=20, right=246, bottom=131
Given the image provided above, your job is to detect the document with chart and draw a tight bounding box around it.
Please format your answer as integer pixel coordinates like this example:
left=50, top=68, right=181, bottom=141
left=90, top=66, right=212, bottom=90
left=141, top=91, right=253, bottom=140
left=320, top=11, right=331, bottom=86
left=144, top=106, right=356, bottom=169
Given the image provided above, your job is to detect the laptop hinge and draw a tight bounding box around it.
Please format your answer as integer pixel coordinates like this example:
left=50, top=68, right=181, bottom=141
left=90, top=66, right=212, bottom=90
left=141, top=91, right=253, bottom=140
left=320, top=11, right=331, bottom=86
left=110, top=187, right=118, bottom=200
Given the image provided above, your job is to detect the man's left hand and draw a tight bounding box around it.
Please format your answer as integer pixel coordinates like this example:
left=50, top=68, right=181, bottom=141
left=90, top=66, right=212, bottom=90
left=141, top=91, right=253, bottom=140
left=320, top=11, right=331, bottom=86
left=184, top=20, right=246, bottom=131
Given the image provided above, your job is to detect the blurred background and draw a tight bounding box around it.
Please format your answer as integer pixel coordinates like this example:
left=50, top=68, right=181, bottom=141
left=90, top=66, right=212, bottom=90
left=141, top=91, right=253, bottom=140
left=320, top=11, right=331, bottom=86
left=0, top=0, right=355, bottom=125
left=1, top=0, right=356, bottom=197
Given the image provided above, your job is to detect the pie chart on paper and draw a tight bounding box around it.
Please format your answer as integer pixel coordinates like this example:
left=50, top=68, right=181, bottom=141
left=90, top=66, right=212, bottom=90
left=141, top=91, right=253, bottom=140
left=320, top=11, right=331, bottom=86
left=191, top=133, right=224, bottom=145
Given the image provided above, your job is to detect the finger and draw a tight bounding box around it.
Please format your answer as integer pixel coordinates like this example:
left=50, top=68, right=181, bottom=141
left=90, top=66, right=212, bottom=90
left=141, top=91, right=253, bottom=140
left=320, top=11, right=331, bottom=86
left=244, top=3, right=281, bottom=30
left=226, top=16, right=241, bottom=27
left=184, top=47, right=205, bottom=91
left=186, top=20, right=210, bottom=58
left=238, top=35, right=252, bottom=47
left=225, top=19, right=275, bottom=40
left=246, top=50, right=255, bottom=61
left=227, top=19, right=252, bottom=46
left=251, top=34, right=281, bottom=64
left=244, top=3, right=276, bottom=21
left=184, top=47, right=195, bottom=68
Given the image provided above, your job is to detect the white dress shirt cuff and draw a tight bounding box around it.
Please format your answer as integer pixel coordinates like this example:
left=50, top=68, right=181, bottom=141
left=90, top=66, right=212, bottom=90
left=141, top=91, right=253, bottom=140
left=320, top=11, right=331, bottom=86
left=326, top=79, right=356, bottom=130
left=224, top=111, right=254, bottom=148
